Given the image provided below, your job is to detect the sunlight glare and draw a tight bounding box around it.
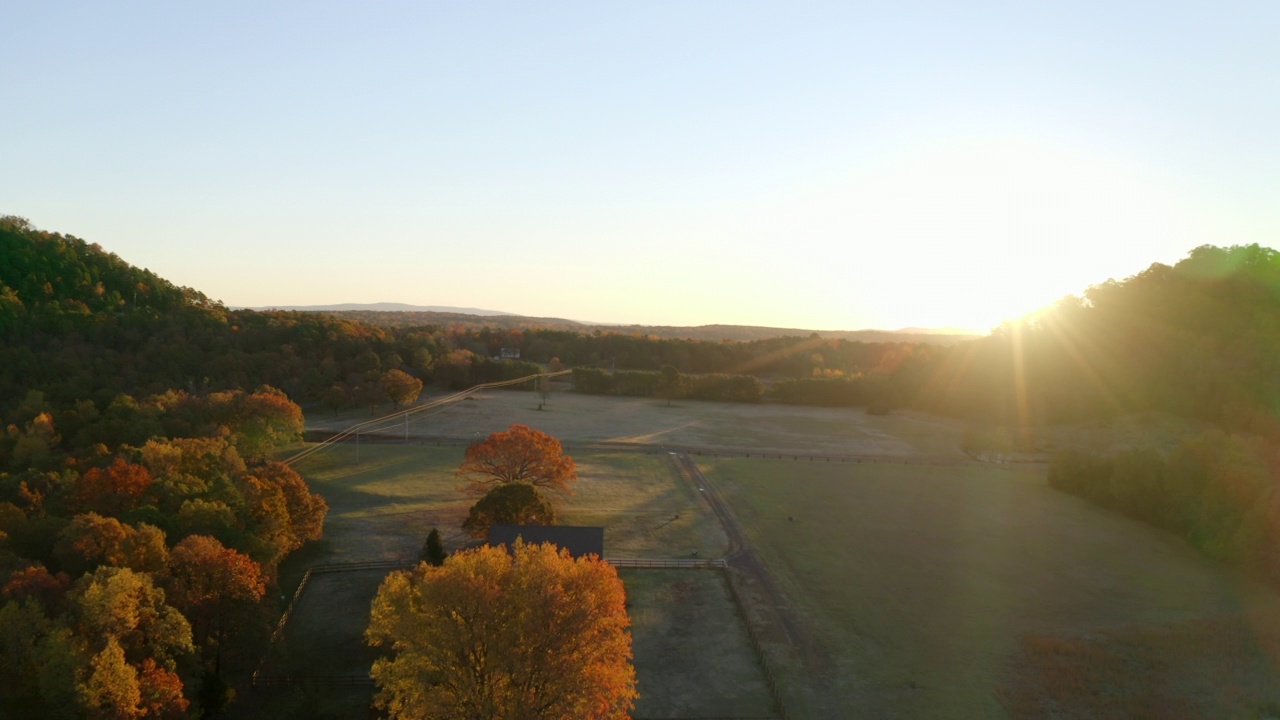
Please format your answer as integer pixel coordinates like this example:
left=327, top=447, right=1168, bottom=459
left=749, top=137, right=1218, bottom=332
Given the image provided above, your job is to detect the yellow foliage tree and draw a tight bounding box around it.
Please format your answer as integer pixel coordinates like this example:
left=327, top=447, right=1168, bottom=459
left=366, top=541, right=637, bottom=720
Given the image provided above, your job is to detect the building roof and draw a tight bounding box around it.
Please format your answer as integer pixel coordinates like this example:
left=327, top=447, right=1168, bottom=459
left=488, top=525, right=605, bottom=559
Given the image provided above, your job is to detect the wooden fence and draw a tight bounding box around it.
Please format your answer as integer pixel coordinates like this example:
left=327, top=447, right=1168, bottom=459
left=607, top=557, right=727, bottom=569
left=251, top=674, right=373, bottom=688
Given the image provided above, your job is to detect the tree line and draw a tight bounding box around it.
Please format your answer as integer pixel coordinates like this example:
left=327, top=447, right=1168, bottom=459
left=1049, top=430, right=1280, bottom=581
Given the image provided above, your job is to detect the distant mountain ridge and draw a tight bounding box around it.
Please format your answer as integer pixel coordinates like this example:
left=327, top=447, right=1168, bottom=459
left=246, top=302, right=514, bottom=316
left=271, top=305, right=979, bottom=345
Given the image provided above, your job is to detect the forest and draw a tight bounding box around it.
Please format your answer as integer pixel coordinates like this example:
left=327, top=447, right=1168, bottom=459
left=4, top=214, right=1280, bottom=715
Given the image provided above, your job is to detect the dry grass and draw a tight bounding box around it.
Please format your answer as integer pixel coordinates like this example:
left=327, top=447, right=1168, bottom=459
left=998, top=616, right=1280, bottom=719
left=306, top=388, right=970, bottom=458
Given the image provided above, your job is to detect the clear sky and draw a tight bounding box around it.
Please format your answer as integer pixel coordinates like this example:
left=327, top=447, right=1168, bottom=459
left=3, top=2, right=1277, bottom=332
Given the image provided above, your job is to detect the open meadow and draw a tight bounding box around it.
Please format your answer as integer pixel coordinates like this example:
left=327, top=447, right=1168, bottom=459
left=305, top=386, right=971, bottom=459
left=706, top=457, right=1280, bottom=719
left=276, top=391, right=1280, bottom=719
left=622, top=568, right=776, bottom=718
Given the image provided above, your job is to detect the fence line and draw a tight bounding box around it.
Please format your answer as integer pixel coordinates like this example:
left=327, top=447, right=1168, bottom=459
left=299, top=429, right=1044, bottom=470
left=607, top=557, right=727, bottom=569
left=251, top=674, right=373, bottom=688
left=310, top=560, right=412, bottom=574
left=721, top=565, right=792, bottom=720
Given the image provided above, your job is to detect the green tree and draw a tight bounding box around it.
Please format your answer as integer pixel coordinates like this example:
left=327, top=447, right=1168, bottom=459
left=381, top=369, right=424, bottom=409
left=656, top=365, right=683, bottom=406
left=461, top=484, right=556, bottom=539
left=419, top=528, right=447, bottom=566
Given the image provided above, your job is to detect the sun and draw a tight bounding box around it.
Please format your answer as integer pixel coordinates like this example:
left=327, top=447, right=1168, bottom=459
left=811, top=136, right=1210, bottom=332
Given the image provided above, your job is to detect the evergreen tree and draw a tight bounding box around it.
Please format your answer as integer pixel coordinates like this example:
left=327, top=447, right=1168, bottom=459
left=420, top=528, right=446, bottom=566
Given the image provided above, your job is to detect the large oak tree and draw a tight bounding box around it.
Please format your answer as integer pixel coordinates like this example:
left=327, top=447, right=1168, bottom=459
left=455, top=424, right=576, bottom=496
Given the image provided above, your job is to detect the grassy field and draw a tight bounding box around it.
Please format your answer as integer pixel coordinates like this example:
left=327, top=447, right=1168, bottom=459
left=268, top=442, right=738, bottom=717
left=288, top=396, right=1280, bottom=718
left=306, top=388, right=970, bottom=458
left=290, top=444, right=728, bottom=563
left=263, top=569, right=388, bottom=678
left=623, top=568, right=775, bottom=719
left=704, top=457, right=1280, bottom=719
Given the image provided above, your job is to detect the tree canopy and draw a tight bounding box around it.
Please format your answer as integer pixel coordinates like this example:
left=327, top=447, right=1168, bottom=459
left=366, top=541, right=636, bottom=720
left=461, top=483, right=557, bottom=539
left=456, top=425, right=576, bottom=496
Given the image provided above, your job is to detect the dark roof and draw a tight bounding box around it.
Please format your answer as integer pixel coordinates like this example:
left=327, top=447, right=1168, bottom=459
left=488, top=525, right=604, bottom=559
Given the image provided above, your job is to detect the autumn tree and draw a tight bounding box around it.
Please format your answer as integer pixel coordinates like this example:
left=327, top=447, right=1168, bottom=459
left=52, top=515, right=168, bottom=576
left=54, top=513, right=129, bottom=576
left=167, top=535, right=267, bottom=670
left=366, top=541, right=637, bottom=720
left=462, top=483, right=557, bottom=538
left=75, top=458, right=152, bottom=516
left=2, top=565, right=71, bottom=615
left=381, top=369, right=424, bottom=408
left=228, top=386, right=305, bottom=461
left=456, top=425, right=576, bottom=496
left=69, top=566, right=193, bottom=672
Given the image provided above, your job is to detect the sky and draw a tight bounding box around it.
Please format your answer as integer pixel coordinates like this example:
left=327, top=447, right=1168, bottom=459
left=3, top=2, right=1277, bottom=332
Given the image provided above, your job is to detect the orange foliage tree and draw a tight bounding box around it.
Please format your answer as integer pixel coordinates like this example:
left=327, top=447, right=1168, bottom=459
left=233, top=461, right=327, bottom=575
left=2, top=565, right=71, bottom=615
left=74, top=458, right=151, bottom=515
left=367, top=541, right=636, bottom=720
left=456, top=424, right=577, bottom=496
left=167, top=535, right=266, bottom=668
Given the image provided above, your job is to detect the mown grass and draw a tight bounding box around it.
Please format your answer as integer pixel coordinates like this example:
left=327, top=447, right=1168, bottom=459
left=622, top=568, right=775, bottom=719
left=704, top=457, right=1280, bottom=719
left=290, top=444, right=471, bottom=564
left=292, top=444, right=727, bottom=563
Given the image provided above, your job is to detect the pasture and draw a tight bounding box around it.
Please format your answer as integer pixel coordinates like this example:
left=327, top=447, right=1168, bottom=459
left=280, top=391, right=1280, bottom=718
left=289, top=443, right=729, bottom=564
left=269, top=440, right=751, bottom=717
left=705, top=457, right=1280, bottom=719
left=622, top=568, right=775, bottom=718
left=305, top=387, right=970, bottom=459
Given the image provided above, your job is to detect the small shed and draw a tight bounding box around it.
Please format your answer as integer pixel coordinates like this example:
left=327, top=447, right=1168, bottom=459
left=488, top=525, right=604, bottom=559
